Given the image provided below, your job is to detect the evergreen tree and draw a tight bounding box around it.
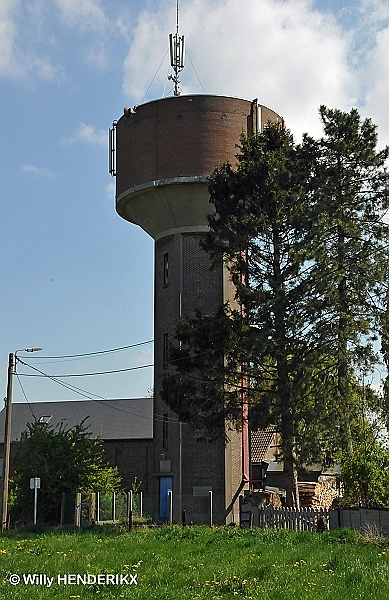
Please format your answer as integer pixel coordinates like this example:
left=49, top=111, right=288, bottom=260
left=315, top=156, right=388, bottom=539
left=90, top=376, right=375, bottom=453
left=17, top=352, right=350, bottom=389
left=162, top=109, right=389, bottom=507
left=164, top=123, right=318, bottom=506
left=302, top=106, right=389, bottom=454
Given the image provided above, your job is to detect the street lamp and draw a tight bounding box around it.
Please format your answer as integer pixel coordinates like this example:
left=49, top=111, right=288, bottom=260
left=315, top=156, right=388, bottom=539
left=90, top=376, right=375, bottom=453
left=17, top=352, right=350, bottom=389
left=1, top=347, right=42, bottom=531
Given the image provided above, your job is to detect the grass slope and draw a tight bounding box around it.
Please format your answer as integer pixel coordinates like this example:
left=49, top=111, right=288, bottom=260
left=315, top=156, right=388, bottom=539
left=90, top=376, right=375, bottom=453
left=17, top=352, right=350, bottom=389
left=0, top=526, right=388, bottom=599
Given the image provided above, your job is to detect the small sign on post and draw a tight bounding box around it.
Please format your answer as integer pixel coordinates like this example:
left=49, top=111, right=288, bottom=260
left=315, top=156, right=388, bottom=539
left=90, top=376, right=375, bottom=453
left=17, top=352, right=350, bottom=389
left=30, top=477, right=41, bottom=525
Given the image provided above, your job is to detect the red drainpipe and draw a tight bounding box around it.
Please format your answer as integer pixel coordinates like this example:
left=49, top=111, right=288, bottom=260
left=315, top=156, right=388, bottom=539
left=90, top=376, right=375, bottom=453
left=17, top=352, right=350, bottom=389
left=241, top=367, right=250, bottom=483
left=240, top=252, right=249, bottom=484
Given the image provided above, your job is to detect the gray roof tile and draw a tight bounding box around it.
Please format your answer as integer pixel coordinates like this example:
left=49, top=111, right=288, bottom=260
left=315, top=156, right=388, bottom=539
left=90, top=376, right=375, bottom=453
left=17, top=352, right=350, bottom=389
left=0, top=398, right=153, bottom=442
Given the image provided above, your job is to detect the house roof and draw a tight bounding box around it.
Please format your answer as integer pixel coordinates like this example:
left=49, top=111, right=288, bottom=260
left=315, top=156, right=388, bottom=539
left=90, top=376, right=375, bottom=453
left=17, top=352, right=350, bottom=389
left=251, top=428, right=277, bottom=463
left=0, top=398, right=153, bottom=443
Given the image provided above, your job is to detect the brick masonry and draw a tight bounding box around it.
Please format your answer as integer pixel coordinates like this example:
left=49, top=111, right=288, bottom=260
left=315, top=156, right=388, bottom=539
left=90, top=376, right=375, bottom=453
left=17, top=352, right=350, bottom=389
left=116, top=95, right=282, bottom=197
left=103, top=439, right=153, bottom=493
left=153, top=231, right=227, bottom=523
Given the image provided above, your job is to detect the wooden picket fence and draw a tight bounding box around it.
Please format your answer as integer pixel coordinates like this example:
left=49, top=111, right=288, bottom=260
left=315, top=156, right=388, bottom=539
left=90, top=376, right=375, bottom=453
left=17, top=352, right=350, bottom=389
left=241, top=504, right=330, bottom=531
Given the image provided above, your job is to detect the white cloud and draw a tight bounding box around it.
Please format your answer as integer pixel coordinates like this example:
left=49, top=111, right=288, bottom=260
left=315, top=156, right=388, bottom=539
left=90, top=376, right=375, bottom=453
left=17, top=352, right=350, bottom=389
left=84, top=42, right=109, bottom=69
left=0, top=0, right=19, bottom=76
left=359, top=0, right=389, bottom=23
left=123, top=7, right=168, bottom=102
left=133, top=346, right=153, bottom=367
left=105, top=181, right=115, bottom=199
left=19, top=164, right=55, bottom=177
left=0, top=0, right=67, bottom=82
left=54, top=0, right=108, bottom=31
left=123, top=0, right=359, bottom=139
left=26, top=55, right=66, bottom=81
left=354, top=2, right=389, bottom=146
left=53, top=0, right=111, bottom=70
left=115, top=13, right=133, bottom=42
left=362, top=25, right=389, bottom=146
left=0, top=0, right=115, bottom=82
left=61, top=123, right=107, bottom=146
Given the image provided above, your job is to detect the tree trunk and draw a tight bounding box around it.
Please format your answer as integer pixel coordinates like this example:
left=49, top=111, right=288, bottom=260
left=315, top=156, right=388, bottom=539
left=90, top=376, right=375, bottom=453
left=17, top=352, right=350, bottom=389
left=273, top=225, right=298, bottom=507
left=283, top=427, right=298, bottom=508
left=337, top=223, right=353, bottom=455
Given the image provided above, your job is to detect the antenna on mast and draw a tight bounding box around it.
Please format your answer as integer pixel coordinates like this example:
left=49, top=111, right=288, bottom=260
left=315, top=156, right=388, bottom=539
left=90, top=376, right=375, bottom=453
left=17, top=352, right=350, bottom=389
left=168, top=1, right=185, bottom=96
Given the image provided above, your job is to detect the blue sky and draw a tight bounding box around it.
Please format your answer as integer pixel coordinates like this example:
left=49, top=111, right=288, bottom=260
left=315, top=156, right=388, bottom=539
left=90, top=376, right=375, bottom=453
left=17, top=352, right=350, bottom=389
left=1, top=0, right=389, bottom=405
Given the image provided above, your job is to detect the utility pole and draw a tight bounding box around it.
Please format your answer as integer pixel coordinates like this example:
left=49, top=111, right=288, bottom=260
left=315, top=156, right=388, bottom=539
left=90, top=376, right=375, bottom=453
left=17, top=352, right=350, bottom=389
left=1, top=348, right=42, bottom=531
left=1, top=353, right=14, bottom=531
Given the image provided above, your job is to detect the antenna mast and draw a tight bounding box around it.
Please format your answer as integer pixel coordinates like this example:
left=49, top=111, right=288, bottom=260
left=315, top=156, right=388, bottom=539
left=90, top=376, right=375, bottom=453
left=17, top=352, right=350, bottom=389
left=169, top=1, right=185, bottom=96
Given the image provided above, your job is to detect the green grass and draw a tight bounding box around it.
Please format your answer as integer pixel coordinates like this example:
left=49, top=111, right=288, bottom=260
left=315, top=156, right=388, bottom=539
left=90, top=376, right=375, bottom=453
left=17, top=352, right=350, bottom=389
left=0, top=525, right=388, bottom=599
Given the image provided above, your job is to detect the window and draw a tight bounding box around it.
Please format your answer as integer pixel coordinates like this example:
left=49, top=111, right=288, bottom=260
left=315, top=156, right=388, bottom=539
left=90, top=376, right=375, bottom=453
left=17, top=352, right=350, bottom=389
left=162, top=413, right=168, bottom=449
left=163, top=332, right=169, bottom=369
left=38, top=415, right=53, bottom=423
left=163, top=252, right=169, bottom=286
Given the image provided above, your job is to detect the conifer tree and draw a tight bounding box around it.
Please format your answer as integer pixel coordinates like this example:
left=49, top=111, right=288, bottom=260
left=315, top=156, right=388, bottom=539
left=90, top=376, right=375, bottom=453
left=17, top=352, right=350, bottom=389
left=162, top=109, right=389, bottom=507
left=164, top=123, right=318, bottom=506
left=302, top=106, right=389, bottom=454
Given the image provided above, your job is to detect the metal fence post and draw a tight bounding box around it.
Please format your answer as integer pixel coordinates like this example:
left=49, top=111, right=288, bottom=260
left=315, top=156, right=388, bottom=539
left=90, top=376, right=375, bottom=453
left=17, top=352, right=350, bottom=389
left=127, top=491, right=133, bottom=531
left=60, top=492, right=65, bottom=526
left=168, top=489, right=173, bottom=525
left=75, top=492, right=81, bottom=527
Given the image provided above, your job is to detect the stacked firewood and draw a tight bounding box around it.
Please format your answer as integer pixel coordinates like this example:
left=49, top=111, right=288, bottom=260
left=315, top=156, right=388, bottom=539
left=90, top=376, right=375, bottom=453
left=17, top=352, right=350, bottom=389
left=312, top=477, right=338, bottom=509
left=298, top=477, right=338, bottom=509
left=266, top=490, right=283, bottom=508
left=298, top=482, right=316, bottom=508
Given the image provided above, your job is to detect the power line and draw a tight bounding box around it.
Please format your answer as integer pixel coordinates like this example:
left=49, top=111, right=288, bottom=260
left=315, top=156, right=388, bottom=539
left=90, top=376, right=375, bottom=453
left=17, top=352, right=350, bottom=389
left=20, top=339, right=154, bottom=361
left=17, top=343, right=227, bottom=378
left=15, top=374, right=36, bottom=421
left=13, top=360, right=180, bottom=425
left=18, top=361, right=154, bottom=378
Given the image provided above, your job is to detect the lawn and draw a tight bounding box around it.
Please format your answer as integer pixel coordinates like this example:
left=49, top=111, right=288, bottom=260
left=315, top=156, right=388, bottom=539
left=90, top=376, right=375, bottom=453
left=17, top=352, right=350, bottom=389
left=0, top=525, right=388, bottom=599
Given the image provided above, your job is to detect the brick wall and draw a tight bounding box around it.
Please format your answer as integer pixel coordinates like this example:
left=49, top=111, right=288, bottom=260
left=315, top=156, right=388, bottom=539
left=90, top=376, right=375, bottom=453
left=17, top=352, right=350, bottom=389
left=116, top=95, right=282, bottom=197
left=103, top=439, right=153, bottom=494
left=153, top=231, right=229, bottom=523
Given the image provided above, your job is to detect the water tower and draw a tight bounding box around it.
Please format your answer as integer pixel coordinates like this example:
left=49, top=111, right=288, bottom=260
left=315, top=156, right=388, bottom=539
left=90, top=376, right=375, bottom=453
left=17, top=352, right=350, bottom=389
left=110, top=12, right=282, bottom=523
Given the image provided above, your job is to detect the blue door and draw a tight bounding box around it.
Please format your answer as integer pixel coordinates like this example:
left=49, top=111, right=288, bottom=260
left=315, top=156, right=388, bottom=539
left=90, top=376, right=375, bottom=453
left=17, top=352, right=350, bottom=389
left=159, top=476, right=172, bottom=518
